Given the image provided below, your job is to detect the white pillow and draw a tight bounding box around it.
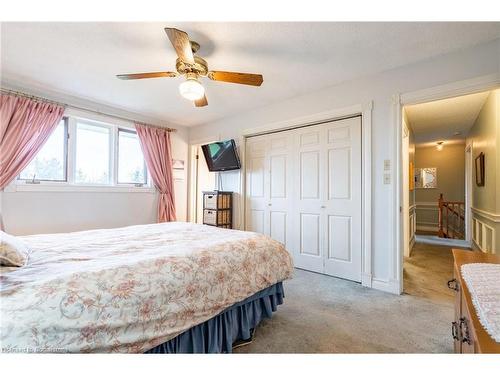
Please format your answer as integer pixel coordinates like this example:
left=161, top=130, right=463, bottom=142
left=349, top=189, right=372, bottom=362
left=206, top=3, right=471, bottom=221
left=0, top=231, right=30, bottom=267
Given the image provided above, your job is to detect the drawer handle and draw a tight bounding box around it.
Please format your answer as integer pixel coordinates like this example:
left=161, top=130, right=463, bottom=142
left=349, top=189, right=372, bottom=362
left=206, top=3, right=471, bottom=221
left=451, top=321, right=460, bottom=341
left=447, top=278, right=459, bottom=291
left=459, top=317, right=471, bottom=345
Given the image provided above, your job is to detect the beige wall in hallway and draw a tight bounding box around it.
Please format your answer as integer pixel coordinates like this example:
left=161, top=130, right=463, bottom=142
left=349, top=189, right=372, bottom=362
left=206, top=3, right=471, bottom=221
left=403, top=109, right=416, bottom=254
left=409, top=129, right=416, bottom=207
left=467, top=89, right=499, bottom=214
left=466, top=89, right=499, bottom=253
left=416, top=143, right=466, bottom=202
left=406, top=108, right=416, bottom=208
left=415, top=143, right=465, bottom=228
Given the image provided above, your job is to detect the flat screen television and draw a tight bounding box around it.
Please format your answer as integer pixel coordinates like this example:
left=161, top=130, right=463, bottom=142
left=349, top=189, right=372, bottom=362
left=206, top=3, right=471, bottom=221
left=201, top=139, right=241, bottom=172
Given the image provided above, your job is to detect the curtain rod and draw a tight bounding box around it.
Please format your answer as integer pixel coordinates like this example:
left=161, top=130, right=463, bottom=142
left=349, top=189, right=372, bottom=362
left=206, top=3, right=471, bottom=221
left=0, top=87, right=177, bottom=132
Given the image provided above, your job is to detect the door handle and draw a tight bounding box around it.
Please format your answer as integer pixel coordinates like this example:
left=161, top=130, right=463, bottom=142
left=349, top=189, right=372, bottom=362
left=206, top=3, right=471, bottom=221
left=447, top=278, right=459, bottom=291
left=268, top=203, right=272, bottom=206
left=321, top=205, right=326, bottom=209
left=451, top=321, right=460, bottom=341
left=459, top=317, right=471, bottom=345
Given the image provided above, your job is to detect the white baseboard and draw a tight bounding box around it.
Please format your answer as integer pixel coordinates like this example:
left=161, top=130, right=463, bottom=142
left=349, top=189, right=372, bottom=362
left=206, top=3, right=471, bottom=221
left=371, top=277, right=400, bottom=295
left=409, top=236, right=415, bottom=248
left=361, top=272, right=372, bottom=288
left=416, top=234, right=470, bottom=248
left=471, top=240, right=481, bottom=251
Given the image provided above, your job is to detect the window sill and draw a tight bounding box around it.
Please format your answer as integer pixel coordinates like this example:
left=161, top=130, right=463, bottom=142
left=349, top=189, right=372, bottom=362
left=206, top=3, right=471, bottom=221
left=5, top=183, right=156, bottom=194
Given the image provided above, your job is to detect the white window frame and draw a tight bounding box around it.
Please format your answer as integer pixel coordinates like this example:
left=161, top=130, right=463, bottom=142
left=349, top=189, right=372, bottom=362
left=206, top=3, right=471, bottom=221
left=10, top=114, right=155, bottom=193
left=17, top=117, right=69, bottom=183
left=116, top=127, right=148, bottom=187
left=72, top=117, right=115, bottom=186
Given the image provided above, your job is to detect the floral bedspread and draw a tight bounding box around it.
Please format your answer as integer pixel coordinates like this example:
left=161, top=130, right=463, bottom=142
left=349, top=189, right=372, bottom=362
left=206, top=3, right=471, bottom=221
left=0, top=222, right=293, bottom=353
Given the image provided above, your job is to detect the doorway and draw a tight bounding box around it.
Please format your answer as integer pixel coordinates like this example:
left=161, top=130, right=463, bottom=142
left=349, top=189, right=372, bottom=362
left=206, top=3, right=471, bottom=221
left=398, top=86, right=498, bottom=294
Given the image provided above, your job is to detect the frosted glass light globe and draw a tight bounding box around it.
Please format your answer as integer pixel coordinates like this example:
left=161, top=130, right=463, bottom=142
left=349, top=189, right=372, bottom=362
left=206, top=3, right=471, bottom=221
left=179, top=78, right=205, bottom=101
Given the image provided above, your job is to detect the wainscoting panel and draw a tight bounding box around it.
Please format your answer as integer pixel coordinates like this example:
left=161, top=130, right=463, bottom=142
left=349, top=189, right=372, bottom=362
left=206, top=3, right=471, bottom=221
left=471, top=207, right=499, bottom=254
left=409, top=204, right=417, bottom=247
left=415, top=202, right=438, bottom=233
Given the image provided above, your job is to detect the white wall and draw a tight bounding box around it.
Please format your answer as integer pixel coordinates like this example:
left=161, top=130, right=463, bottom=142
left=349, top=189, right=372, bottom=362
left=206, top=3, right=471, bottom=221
left=1, top=114, right=189, bottom=236
left=188, top=39, right=500, bottom=290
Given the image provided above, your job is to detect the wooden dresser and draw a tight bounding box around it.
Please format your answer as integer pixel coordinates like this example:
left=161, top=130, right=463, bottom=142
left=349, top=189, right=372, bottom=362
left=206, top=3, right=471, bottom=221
left=450, top=249, right=500, bottom=353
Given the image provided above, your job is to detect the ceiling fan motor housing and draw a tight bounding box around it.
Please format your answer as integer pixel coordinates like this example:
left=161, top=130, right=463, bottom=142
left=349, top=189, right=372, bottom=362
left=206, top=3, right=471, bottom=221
left=175, top=55, right=208, bottom=77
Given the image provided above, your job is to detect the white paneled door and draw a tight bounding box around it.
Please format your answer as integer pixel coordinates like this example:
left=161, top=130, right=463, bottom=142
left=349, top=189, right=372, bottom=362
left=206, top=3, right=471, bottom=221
left=246, top=132, right=293, bottom=249
left=246, top=116, right=362, bottom=282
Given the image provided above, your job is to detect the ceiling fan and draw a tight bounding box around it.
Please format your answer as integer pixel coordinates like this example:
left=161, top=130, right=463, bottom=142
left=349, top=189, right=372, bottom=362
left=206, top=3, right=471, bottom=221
left=117, top=28, right=264, bottom=107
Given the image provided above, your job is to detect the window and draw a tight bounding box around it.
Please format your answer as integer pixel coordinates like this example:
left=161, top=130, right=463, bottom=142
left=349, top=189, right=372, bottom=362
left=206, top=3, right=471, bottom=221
left=19, top=118, right=68, bottom=181
left=75, top=122, right=111, bottom=184
left=16, top=114, right=151, bottom=191
left=118, top=129, right=147, bottom=185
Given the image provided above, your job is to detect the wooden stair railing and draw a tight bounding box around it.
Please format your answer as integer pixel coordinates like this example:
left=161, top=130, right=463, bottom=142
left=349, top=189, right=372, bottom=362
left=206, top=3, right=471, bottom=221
left=438, top=193, right=465, bottom=239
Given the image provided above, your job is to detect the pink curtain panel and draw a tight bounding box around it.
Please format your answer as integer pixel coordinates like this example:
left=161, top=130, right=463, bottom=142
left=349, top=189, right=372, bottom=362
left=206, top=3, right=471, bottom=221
left=0, top=94, right=65, bottom=188
left=0, top=94, right=65, bottom=229
left=135, top=123, right=176, bottom=222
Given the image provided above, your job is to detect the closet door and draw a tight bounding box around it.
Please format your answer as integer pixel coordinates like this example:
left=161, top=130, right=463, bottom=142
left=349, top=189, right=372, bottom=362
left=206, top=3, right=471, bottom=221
left=292, top=125, right=325, bottom=273
left=245, top=116, right=362, bottom=282
left=245, top=136, right=267, bottom=235
left=266, top=133, right=293, bottom=248
left=322, top=117, right=362, bottom=282
left=246, top=133, right=293, bottom=248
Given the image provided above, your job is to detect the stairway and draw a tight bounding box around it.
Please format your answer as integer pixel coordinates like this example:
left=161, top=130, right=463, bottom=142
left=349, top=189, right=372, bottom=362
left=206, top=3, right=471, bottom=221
left=438, top=193, right=465, bottom=240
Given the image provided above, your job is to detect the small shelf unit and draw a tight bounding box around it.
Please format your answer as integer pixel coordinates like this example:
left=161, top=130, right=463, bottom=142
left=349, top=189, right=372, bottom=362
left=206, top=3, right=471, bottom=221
left=202, top=191, right=233, bottom=229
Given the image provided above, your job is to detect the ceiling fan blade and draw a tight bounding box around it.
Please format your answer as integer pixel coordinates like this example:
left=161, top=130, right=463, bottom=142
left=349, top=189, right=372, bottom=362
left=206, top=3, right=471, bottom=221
left=164, top=28, right=195, bottom=65
left=117, top=72, right=177, bottom=80
left=208, top=71, right=263, bottom=86
left=195, top=94, right=208, bottom=107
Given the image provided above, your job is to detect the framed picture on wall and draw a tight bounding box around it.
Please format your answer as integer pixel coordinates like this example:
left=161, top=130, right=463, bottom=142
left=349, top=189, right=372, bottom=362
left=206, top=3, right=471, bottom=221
left=409, top=161, right=415, bottom=191
left=475, top=152, right=485, bottom=186
left=414, top=167, right=437, bottom=189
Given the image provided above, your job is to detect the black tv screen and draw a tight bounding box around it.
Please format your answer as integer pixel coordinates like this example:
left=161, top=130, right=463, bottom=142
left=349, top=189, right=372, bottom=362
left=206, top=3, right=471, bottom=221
left=201, top=140, right=241, bottom=172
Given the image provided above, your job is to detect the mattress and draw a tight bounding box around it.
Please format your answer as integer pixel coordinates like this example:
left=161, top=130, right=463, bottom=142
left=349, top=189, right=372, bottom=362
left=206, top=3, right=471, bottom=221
left=0, top=222, right=293, bottom=353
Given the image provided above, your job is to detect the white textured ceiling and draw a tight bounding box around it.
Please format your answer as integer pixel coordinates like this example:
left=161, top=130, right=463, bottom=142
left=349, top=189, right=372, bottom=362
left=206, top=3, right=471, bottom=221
left=405, top=91, right=491, bottom=145
left=1, top=22, right=499, bottom=127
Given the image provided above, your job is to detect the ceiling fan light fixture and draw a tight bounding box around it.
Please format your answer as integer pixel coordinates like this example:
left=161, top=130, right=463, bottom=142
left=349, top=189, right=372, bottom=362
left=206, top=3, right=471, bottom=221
left=179, top=76, right=205, bottom=101
left=117, top=27, right=264, bottom=108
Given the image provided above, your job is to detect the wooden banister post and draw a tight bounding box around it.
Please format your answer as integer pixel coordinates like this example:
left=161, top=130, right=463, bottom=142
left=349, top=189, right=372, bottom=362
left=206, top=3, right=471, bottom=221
left=438, top=193, right=444, bottom=238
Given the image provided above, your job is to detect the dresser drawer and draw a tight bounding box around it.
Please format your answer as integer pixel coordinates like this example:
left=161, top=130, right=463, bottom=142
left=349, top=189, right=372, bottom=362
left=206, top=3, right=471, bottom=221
left=451, top=249, right=500, bottom=353
left=203, top=209, right=217, bottom=225
left=204, top=194, right=217, bottom=209
left=460, top=290, right=476, bottom=353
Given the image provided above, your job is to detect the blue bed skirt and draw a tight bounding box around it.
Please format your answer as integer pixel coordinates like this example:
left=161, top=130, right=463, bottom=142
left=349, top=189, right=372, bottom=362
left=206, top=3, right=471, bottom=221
left=146, top=282, right=284, bottom=354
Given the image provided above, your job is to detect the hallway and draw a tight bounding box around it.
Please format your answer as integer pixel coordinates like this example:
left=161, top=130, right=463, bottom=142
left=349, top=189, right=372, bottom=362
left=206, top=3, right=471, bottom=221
left=404, top=242, right=456, bottom=304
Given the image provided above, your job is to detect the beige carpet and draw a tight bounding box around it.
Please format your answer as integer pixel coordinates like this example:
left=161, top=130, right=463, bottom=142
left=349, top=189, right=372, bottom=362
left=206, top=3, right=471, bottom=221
left=235, top=242, right=456, bottom=353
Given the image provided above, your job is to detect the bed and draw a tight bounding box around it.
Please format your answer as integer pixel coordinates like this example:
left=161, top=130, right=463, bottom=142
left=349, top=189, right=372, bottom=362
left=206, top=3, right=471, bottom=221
left=0, top=222, right=293, bottom=353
